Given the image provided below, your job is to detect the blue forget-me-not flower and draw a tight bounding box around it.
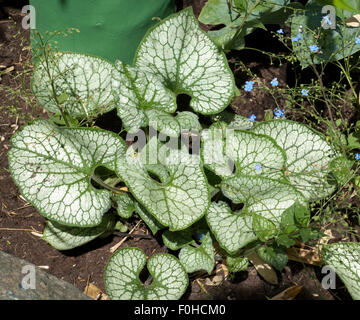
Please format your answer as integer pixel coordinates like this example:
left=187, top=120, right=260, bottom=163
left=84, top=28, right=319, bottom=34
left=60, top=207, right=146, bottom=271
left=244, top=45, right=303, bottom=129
left=309, top=44, right=319, bottom=53
left=274, top=108, right=285, bottom=119
left=244, top=80, right=255, bottom=92
left=301, top=89, right=309, bottom=96
left=270, top=77, right=279, bottom=87
left=292, top=34, right=302, bottom=42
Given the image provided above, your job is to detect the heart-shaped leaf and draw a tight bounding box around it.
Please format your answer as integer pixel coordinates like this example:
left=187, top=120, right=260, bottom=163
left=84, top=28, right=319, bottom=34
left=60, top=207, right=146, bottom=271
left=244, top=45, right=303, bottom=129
left=322, top=242, right=360, bottom=300
left=252, top=120, right=339, bottom=200
left=221, top=175, right=305, bottom=225
left=112, top=61, right=176, bottom=133
left=206, top=201, right=256, bottom=255
left=104, top=247, right=188, bottom=300
left=32, top=52, right=116, bottom=118
left=8, top=119, right=126, bottom=227
left=207, top=175, right=304, bottom=254
left=145, top=110, right=201, bottom=137
left=202, top=125, right=286, bottom=179
left=42, top=213, right=116, bottom=250
left=178, top=232, right=215, bottom=274
left=134, top=7, right=235, bottom=115
left=116, top=139, right=210, bottom=231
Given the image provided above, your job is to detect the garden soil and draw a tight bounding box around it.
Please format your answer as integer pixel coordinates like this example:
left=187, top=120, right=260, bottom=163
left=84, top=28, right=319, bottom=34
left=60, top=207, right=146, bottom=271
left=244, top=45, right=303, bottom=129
left=0, top=1, right=355, bottom=300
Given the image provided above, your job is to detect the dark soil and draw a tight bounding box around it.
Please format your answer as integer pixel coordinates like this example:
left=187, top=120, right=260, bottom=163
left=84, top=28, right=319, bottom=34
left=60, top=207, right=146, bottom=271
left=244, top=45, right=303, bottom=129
left=0, top=2, right=356, bottom=300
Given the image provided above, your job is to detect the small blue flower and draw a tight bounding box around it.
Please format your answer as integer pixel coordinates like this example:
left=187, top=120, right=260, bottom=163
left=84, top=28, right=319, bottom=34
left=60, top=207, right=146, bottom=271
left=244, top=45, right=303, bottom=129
left=355, top=37, right=360, bottom=45
left=277, top=29, right=284, bottom=34
left=309, top=44, right=319, bottom=53
left=292, top=34, right=302, bottom=42
left=197, top=232, right=206, bottom=241
left=301, top=89, right=309, bottom=96
left=355, top=153, right=360, bottom=160
left=270, top=77, right=279, bottom=87
left=244, top=80, right=255, bottom=92
left=274, top=108, right=285, bottom=119
left=323, top=15, right=332, bottom=26
left=248, top=114, right=256, bottom=121
left=255, top=164, right=262, bottom=171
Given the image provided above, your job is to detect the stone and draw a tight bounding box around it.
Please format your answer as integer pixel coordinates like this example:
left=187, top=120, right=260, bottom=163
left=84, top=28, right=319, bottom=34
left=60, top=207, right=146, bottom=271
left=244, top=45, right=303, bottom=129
left=0, top=251, right=91, bottom=300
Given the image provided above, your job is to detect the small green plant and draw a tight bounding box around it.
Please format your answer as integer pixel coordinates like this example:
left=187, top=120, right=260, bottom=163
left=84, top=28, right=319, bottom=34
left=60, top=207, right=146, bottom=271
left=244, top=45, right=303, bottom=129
left=6, top=7, right=360, bottom=300
left=198, top=0, right=303, bottom=51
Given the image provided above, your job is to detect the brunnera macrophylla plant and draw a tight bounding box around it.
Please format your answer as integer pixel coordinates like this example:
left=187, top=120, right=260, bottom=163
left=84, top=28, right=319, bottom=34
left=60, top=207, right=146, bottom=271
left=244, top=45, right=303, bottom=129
left=7, top=8, right=359, bottom=300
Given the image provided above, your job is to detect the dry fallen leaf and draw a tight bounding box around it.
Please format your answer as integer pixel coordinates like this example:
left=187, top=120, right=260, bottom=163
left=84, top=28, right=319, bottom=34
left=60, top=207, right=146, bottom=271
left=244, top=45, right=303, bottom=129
left=204, top=271, right=225, bottom=286
left=204, top=264, right=226, bottom=286
left=286, top=247, right=322, bottom=266
left=3, top=66, right=14, bottom=74
left=248, top=252, right=278, bottom=285
left=220, top=263, right=229, bottom=278
left=287, top=228, right=336, bottom=266
left=84, top=283, right=109, bottom=300
left=346, top=14, right=360, bottom=27
left=270, top=285, right=303, bottom=300
left=30, top=231, right=43, bottom=238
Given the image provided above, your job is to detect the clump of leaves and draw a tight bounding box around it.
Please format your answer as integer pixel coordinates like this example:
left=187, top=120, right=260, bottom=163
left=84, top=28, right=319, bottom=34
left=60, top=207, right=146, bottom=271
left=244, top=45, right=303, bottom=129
left=291, top=0, right=360, bottom=68
left=198, top=0, right=303, bottom=51
left=7, top=7, right=360, bottom=300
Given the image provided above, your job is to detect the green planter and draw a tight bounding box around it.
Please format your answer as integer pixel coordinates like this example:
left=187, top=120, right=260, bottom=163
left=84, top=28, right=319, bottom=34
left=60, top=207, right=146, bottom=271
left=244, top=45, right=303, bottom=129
left=30, top=0, right=175, bottom=64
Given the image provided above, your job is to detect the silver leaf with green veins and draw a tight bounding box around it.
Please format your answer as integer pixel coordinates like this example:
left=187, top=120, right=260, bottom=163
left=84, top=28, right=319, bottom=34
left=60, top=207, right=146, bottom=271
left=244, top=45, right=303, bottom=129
left=42, top=213, right=115, bottom=251
left=252, top=120, right=339, bottom=200
left=116, top=140, right=210, bottom=231
left=322, top=242, right=360, bottom=300
left=134, top=7, right=235, bottom=115
left=146, top=110, right=202, bottom=138
left=104, top=247, right=188, bottom=300
left=8, top=119, right=126, bottom=227
left=32, top=52, right=116, bottom=118
left=222, top=175, right=304, bottom=224
left=179, top=232, right=215, bottom=274
left=207, top=176, right=304, bottom=254
left=206, top=201, right=256, bottom=255
left=112, top=61, right=176, bottom=133
left=202, top=125, right=286, bottom=179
